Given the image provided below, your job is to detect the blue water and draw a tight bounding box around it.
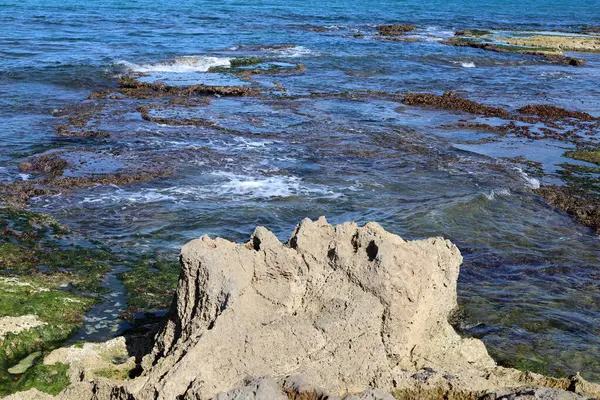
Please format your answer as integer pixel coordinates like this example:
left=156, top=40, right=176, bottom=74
left=1, top=0, right=600, bottom=381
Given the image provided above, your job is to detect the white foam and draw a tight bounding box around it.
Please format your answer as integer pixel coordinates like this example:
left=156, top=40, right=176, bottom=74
left=77, top=171, right=340, bottom=205
left=515, top=167, right=541, bottom=189
left=82, top=189, right=176, bottom=204
left=270, top=46, right=318, bottom=58
left=171, top=171, right=340, bottom=200
left=118, top=56, right=232, bottom=73
left=452, top=61, right=476, bottom=68
left=484, top=188, right=511, bottom=200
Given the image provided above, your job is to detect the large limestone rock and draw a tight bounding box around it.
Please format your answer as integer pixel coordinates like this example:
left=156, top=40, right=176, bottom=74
left=133, top=216, right=492, bottom=399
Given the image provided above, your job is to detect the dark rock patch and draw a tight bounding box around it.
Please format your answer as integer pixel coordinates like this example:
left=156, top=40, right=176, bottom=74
left=517, top=105, right=597, bottom=122
left=18, top=154, right=69, bottom=177
left=118, top=76, right=259, bottom=98
left=402, top=92, right=511, bottom=119
left=535, top=186, right=600, bottom=234
left=376, top=24, right=417, bottom=36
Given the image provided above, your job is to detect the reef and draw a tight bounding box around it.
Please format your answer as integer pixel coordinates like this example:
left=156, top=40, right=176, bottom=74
left=18, top=154, right=69, bottom=178
left=499, top=35, right=600, bottom=53
left=445, top=34, right=586, bottom=66
left=117, top=76, right=260, bottom=98
left=517, top=105, right=597, bottom=122
left=534, top=186, right=600, bottom=234
left=376, top=24, right=417, bottom=36
left=402, top=92, right=510, bottom=118
left=402, top=92, right=599, bottom=143
left=47, top=168, right=172, bottom=190
left=4, top=218, right=600, bottom=399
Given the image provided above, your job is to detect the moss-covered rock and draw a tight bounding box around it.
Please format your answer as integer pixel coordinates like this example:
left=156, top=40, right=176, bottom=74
left=0, top=208, right=117, bottom=395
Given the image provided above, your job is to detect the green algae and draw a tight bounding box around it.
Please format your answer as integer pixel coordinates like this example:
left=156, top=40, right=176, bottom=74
left=0, top=207, right=117, bottom=395
left=119, top=254, right=179, bottom=316
left=94, top=366, right=132, bottom=381
left=229, top=57, right=264, bottom=68
left=489, top=349, right=555, bottom=376
left=456, top=29, right=492, bottom=37
left=565, top=149, right=600, bottom=165
left=7, top=352, right=42, bottom=375
left=0, top=359, right=69, bottom=396
left=207, top=57, right=264, bottom=73
left=557, top=162, right=600, bottom=197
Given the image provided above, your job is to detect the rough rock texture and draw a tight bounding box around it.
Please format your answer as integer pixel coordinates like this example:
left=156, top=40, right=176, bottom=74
left=44, top=337, right=135, bottom=383
left=1, top=388, right=54, bottom=400
left=4, top=218, right=600, bottom=400
left=0, top=315, right=46, bottom=339
left=480, top=387, right=587, bottom=400
left=134, top=216, right=492, bottom=399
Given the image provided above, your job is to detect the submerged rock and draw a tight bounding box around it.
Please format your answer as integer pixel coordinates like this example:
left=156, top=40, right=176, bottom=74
left=403, top=92, right=510, bottom=118
left=445, top=36, right=585, bottom=66
left=376, top=24, right=416, bottom=36
left=18, top=154, right=69, bottom=178
left=534, top=186, right=600, bottom=234
left=5, top=218, right=600, bottom=399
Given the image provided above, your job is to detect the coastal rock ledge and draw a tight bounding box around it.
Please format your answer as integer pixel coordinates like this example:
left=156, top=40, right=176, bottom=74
left=6, top=217, right=600, bottom=400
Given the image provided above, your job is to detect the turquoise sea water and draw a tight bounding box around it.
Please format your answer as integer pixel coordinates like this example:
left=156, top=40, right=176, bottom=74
left=1, top=0, right=600, bottom=381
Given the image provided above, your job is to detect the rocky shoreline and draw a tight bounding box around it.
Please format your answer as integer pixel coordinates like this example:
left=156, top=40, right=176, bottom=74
left=1, top=19, right=600, bottom=398
left=3, top=218, right=599, bottom=400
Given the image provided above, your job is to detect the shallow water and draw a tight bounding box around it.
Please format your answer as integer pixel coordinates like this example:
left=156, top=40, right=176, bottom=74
left=1, top=0, right=600, bottom=381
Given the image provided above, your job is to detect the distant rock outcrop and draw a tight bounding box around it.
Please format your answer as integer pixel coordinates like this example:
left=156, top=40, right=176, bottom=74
left=4, top=217, right=600, bottom=399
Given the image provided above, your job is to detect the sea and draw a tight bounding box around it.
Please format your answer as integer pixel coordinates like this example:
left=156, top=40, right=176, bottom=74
left=1, top=0, right=600, bottom=380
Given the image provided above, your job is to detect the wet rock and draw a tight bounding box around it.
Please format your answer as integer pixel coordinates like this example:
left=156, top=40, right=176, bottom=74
left=233, top=63, right=307, bottom=81
left=581, top=26, right=600, bottom=36
left=446, top=37, right=560, bottom=55
left=376, top=24, right=416, bottom=36
left=48, top=168, right=171, bottom=189
left=445, top=38, right=585, bottom=66
left=0, top=182, right=50, bottom=208
left=534, top=186, right=600, bottom=234
left=501, top=35, right=600, bottom=53
left=118, top=76, right=259, bottom=98
left=455, top=29, right=492, bottom=37
left=54, top=126, right=110, bottom=139
left=86, top=90, right=117, bottom=100
left=18, top=154, right=69, bottom=177
left=402, top=92, right=510, bottom=118
left=543, top=55, right=586, bottom=67
left=517, top=105, right=597, bottom=122
left=136, top=105, right=216, bottom=127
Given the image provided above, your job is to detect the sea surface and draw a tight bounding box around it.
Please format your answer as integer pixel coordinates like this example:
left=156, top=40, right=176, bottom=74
left=1, top=0, right=600, bottom=381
